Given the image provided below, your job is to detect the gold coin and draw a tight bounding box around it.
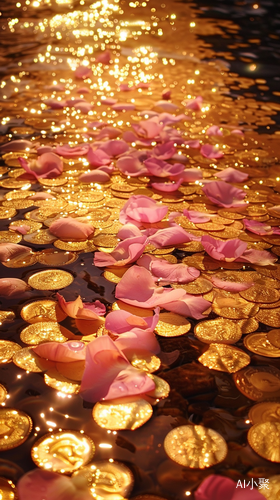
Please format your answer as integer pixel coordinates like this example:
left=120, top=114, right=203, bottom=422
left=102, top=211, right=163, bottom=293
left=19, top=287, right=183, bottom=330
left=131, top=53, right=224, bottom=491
left=248, top=422, right=280, bottom=462
left=209, top=228, right=241, bottom=239
left=164, top=425, right=227, bottom=468
left=125, top=349, right=161, bottom=373
left=198, top=343, right=250, bottom=373
left=257, top=475, right=280, bottom=500
left=244, top=333, right=280, bottom=357
left=0, top=231, right=21, bottom=244
left=0, top=384, right=7, bottom=403
left=240, top=286, right=280, bottom=304
left=103, top=267, right=129, bottom=284
left=151, top=247, right=175, bottom=255
left=2, top=199, right=34, bottom=209
left=155, top=312, right=191, bottom=337
left=267, top=329, right=280, bottom=348
left=0, top=477, right=17, bottom=499
left=159, top=254, right=178, bottom=264
left=44, top=372, right=80, bottom=394
left=28, top=270, right=74, bottom=290
left=0, top=208, right=17, bottom=219
left=146, top=375, right=170, bottom=402
left=172, top=278, right=213, bottom=295
left=194, top=318, right=242, bottom=344
left=0, top=311, right=15, bottom=324
left=92, top=234, right=119, bottom=248
left=233, top=366, right=280, bottom=401
left=0, top=408, right=32, bottom=451
left=37, top=249, right=77, bottom=266
left=1, top=179, right=32, bottom=189
left=54, top=240, right=89, bottom=251
left=177, top=241, right=205, bottom=252
left=9, top=219, right=42, bottom=233
left=38, top=177, right=67, bottom=186
left=31, top=430, right=94, bottom=473
left=112, top=301, right=153, bottom=317
left=24, top=230, right=57, bottom=245
left=249, top=402, right=280, bottom=425
left=21, top=300, right=60, bottom=323
left=195, top=222, right=225, bottom=231
left=13, top=347, right=43, bottom=372
left=217, top=209, right=245, bottom=220
left=0, top=341, right=21, bottom=364
left=72, top=460, right=134, bottom=498
left=236, top=318, right=259, bottom=334
left=212, top=292, right=259, bottom=319
left=256, top=308, right=280, bottom=327
left=4, top=190, right=35, bottom=200
left=2, top=252, right=37, bottom=268
left=20, top=322, right=71, bottom=345
left=111, top=183, right=137, bottom=193
left=93, top=398, right=153, bottom=430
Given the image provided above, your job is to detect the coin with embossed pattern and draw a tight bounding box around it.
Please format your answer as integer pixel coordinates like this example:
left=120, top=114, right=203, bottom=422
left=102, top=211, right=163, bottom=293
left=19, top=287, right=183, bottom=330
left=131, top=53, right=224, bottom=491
left=0, top=408, right=32, bottom=451
left=92, top=399, right=153, bottom=430
left=0, top=341, right=21, bottom=364
left=244, top=333, right=280, bottom=357
left=155, top=312, right=191, bottom=337
left=194, top=318, right=242, bottom=344
left=248, top=422, right=280, bottom=462
left=249, top=402, right=280, bottom=425
left=28, top=270, right=74, bottom=290
left=198, top=344, right=250, bottom=373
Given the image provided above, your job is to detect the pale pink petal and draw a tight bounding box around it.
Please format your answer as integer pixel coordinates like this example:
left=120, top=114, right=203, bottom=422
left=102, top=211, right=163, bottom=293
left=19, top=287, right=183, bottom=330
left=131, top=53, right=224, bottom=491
left=183, top=210, right=211, bottom=223
left=119, top=83, right=134, bottom=91
left=201, top=235, right=248, bottom=262
left=154, top=100, right=178, bottom=112
left=75, top=65, right=92, bottom=79
left=184, top=96, right=203, bottom=110
left=87, top=147, right=111, bottom=167
left=202, top=181, right=246, bottom=208
left=151, top=141, right=176, bottom=159
left=57, top=294, right=105, bottom=320
left=19, top=152, right=63, bottom=180
left=151, top=179, right=183, bottom=192
left=195, top=475, right=264, bottom=500
left=117, top=156, right=148, bottom=177
left=55, top=144, right=89, bottom=158
left=94, top=235, right=147, bottom=267
left=237, top=249, right=277, bottom=266
left=120, top=195, right=168, bottom=225
left=112, top=103, right=135, bottom=111
left=76, top=87, right=90, bottom=94
left=57, top=294, right=84, bottom=317
left=200, top=144, right=224, bottom=159
left=0, top=243, right=32, bottom=262
left=43, top=99, right=67, bottom=109
left=66, top=98, right=86, bottom=107
left=96, top=126, right=121, bottom=140
left=79, top=170, right=110, bottom=183
left=100, top=97, right=118, bottom=105
left=33, top=341, right=86, bottom=362
left=136, top=82, right=150, bottom=89
left=73, top=102, right=93, bottom=113
left=9, top=224, right=30, bottom=235
left=209, top=276, right=254, bottom=292
left=36, top=146, right=54, bottom=155
left=0, top=139, right=33, bottom=152
left=95, top=50, right=111, bottom=64
left=171, top=168, right=202, bottom=182
left=80, top=336, right=155, bottom=402
left=100, top=140, right=129, bottom=157
left=206, top=125, right=223, bottom=136
left=115, top=329, right=160, bottom=355
left=164, top=293, right=211, bottom=320
left=137, top=254, right=200, bottom=284
left=117, top=223, right=143, bottom=240
left=132, top=120, right=164, bottom=139
left=216, top=167, right=248, bottom=182
left=231, top=129, right=244, bottom=136
left=0, top=278, right=29, bottom=297
left=29, top=192, right=55, bottom=201
left=243, top=219, right=273, bottom=236
left=144, top=158, right=185, bottom=178
left=148, top=225, right=193, bottom=247
left=184, top=140, right=201, bottom=148
left=49, top=217, right=94, bottom=240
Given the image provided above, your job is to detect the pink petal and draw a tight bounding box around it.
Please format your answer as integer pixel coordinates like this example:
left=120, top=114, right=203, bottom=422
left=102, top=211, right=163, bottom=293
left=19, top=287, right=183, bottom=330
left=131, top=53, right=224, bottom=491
left=144, top=158, right=185, bottom=178
left=201, top=235, right=248, bottom=262
left=237, top=249, right=277, bottom=266
left=0, top=243, right=32, bottom=262
left=19, top=152, right=63, bottom=180
left=184, top=140, right=201, bottom=148
left=73, top=102, right=93, bottom=113
left=195, top=475, right=264, bottom=500
left=111, top=103, right=135, bottom=111
left=164, top=293, right=211, bottom=320
left=79, top=170, right=110, bottom=183
left=243, top=219, right=273, bottom=236
left=49, top=217, right=94, bottom=240
left=96, top=126, right=121, bottom=140
left=119, top=83, right=134, bottom=91
left=148, top=225, right=193, bottom=247
left=184, top=96, right=203, bottom=111
left=115, top=329, right=160, bottom=355
left=151, top=179, right=183, bottom=192
left=119, top=195, right=168, bottom=225
left=200, top=144, right=224, bottom=159
left=162, top=89, right=171, bottom=100
left=100, top=140, right=129, bottom=157
left=117, top=223, right=143, bottom=240
left=0, top=278, right=29, bottom=297
left=9, top=224, right=30, bottom=235
left=57, top=294, right=105, bottom=319
left=76, top=87, right=90, bottom=94
left=209, top=276, right=254, bottom=292
left=43, top=99, right=67, bottom=109
left=33, top=341, right=86, bottom=362
left=202, top=181, right=246, bottom=208
left=154, top=100, right=178, bottom=112
left=132, top=120, right=164, bottom=139
left=95, top=50, right=111, bottom=64
left=75, top=65, right=92, bottom=79
left=0, top=139, right=33, bottom=152
left=87, top=147, right=111, bottom=167
left=55, top=144, right=89, bottom=158
left=206, top=125, right=223, bottom=136
left=216, top=167, right=248, bottom=183
left=170, top=168, right=202, bottom=182
left=183, top=210, right=211, bottom=223
left=151, top=141, right=176, bottom=160
left=100, top=97, right=118, bottom=105
left=117, top=156, right=148, bottom=177
left=94, top=235, right=147, bottom=267
left=30, top=192, right=55, bottom=201
left=138, top=254, right=200, bottom=284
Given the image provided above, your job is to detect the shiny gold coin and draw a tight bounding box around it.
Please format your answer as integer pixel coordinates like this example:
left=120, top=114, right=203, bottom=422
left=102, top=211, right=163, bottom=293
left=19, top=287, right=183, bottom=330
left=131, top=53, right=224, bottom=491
left=92, top=234, right=119, bottom=248
left=209, top=228, right=241, bottom=239
left=44, top=373, right=80, bottom=394
left=20, top=322, right=71, bottom=345
left=21, top=300, right=60, bottom=323
left=37, top=249, right=78, bottom=266
left=198, top=343, right=250, bottom=373
left=54, top=239, right=89, bottom=251
left=249, top=402, right=280, bottom=425
left=217, top=209, right=245, bottom=220
left=2, top=199, right=34, bottom=209
left=2, top=252, right=37, bottom=268
left=244, top=333, right=280, bottom=357
left=267, top=329, right=280, bottom=348
left=124, top=349, right=161, bottom=373
left=0, top=341, right=21, bottom=364
left=177, top=241, right=205, bottom=252
left=164, top=424, right=227, bottom=468
left=172, top=278, right=213, bottom=295
left=256, top=308, right=280, bottom=327
left=9, top=219, right=42, bottom=233
left=0, top=408, right=32, bottom=451
left=246, top=206, right=267, bottom=216
left=72, top=460, right=134, bottom=498
left=195, top=222, right=225, bottom=231
left=151, top=247, right=175, bottom=255
left=146, top=375, right=170, bottom=402
left=0, top=384, right=7, bottom=404
left=4, top=190, right=35, bottom=200
left=0, top=231, right=21, bottom=244
left=240, top=286, right=280, bottom=304
left=0, top=310, right=15, bottom=324
left=111, top=183, right=137, bottom=193
left=233, top=366, right=280, bottom=401
left=248, top=422, right=280, bottom=462
left=24, top=230, right=57, bottom=245
left=13, top=347, right=43, bottom=372
left=1, top=179, right=32, bottom=189
left=194, top=318, right=242, bottom=344
left=28, top=270, right=74, bottom=290
left=93, top=398, right=153, bottom=430
left=103, top=267, right=129, bottom=284
left=38, top=177, right=67, bottom=186
left=212, top=291, right=259, bottom=319
left=236, top=318, right=259, bottom=334
left=258, top=474, right=280, bottom=500
left=0, top=207, right=17, bottom=219
left=112, top=301, right=153, bottom=317
left=31, top=430, right=94, bottom=473
left=0, top=477, right=17, bottom=499
left=155, top=312, right=191, bottom=337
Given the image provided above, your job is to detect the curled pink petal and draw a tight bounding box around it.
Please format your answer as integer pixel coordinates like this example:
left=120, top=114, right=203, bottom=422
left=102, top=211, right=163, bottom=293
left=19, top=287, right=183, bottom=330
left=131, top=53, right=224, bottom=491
left=95, top=50, right=111, bottom=64
left=94, top=235, right=147, bottom=267
left=120, top=195, right=168, bottom=225
left=112, top=102, right=135, bottom=111
left=73, top=101, right=93, bottom=113
left=79, top=170, right=110, bottom=183
left=243, top=219, right=273, bottom=236
left=195, top=474, right=264, bottom=500
left=55, top=144, right=89, bottom=158
left=43, top=99, right=67, bottom=109
left=76, top=87, right=90, bottom=94
left=119, top=83, right=134, bottom=91
left=216, top=167, right=248, bottom=182
left=184, top=140, right=201, bottom=148
left=100, top=140, right=129, bottom=157
left=117, top=223, right=143, bottom=240
left=0, top=139, right=33, bottom=152
left=202, top=181, right=246, bottom=208
left=36, top=146, right=54, bottom=155
left=96, top=126, right=121, bottom=140
left=201, top=235, right=248, bottom=262
left=183, top=210, right=211, bottom=223
left=117, top=156, right=148, bottom=177
left=151, top=179, right=183, bottom=192
left=100, top=97, right=118, bottom=105
left=209, top=276, right=254, bottom=292
left=75, top=65, right=92, bottom=79
left=144, top=158, right=185, bottom=178
left=132, top=120, right=164, bottom=139
left=148, top=225, right=193, bottom=247
left=164, top=293, right=211, bottom=320
left=151, top=141, right=176, bottom=160
left=80, top=336, right=155, bottom=402
left=162, top=89, right=171, bottom=100
left=87, top=147, right=111, bottom=167
left=137, top=254, right=200, bottom=284
left=9, top=224, right=30, bottom=235
left=0, top=243, right=32, bottom=262
left=184, top=96, right=203, bottom=110
left=49, top=217, right=95, bottom=240
left=237, top=249, right=277, bottom=266
left=33, top=341, right=86, bottom=362
left=18, top=152, right=63, bottom=180
left=200, top=144, right=224, bottom=159
left=0, top=278, right=29, bottom=297
left=57, top=294, right=105, bottom=319
left=171, top=168, right=202, bottom=183
left=154, top=100, right=178, bottom=112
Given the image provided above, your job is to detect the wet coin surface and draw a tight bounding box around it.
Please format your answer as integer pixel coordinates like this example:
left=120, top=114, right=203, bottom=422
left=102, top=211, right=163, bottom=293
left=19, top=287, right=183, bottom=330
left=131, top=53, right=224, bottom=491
left=0, top=477, right=17, bottom=499
left=233, top=366, right=280, bottom=401
left=155, top=312, right=191, bottom=337
left=248, top=422, right=280, bottom=462
left=92, top=398, right=153, bottom=430
left=198, top=344, right=250, bottom=373
left=20, top=300, right=61, bottom=323
left=249, top=402, right=280, bottom=425
left=0, top=341, right=21, bottom=364
left=194, top=318, right=242, bottom=344
left=28, top=270, right=74, bottom=290
left=0, top=408, right=32, bottom=451
left=244, top=332, right=280, bottom=357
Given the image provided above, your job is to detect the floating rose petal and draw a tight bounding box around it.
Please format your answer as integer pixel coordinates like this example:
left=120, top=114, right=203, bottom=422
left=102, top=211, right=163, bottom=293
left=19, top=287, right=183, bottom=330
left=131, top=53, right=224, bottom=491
left=201, top=235, right=248, bottom=262
left=36, top=146, right=54, bottom=155
left=171, top=168, right=203, bottom=183
left=119, top=83, right=134, bottom=91
left=94, top=235, right=147, bottom=267
left=96, top=126, right=121, bottom=140
left=76, top=87, right=90, bottom=94
left=117, top=223, right=143, bottom=240
left=137, top=254, right=200, bottom=284
left=112, top=103, right=135, bottom=111
left=80, top=336, right=155, bottom=402
left=184, top=140, right=200, bottom=148
left=148, top=225, right=193, bottom=247
left=120, top=195, right=168, bottom=226
left=0, top=278, right=29, bottom=297
left=200, top=144, right=224, bottom=159
left=18, top=152, right=63, bottom=180
left=162, top=89, right=171, bottom=100
left=73, top=102, right=93, bottom=113
left=237, top=248, right=277, bottom=266
left=55, top=144, right=89, bottom=158
left=216, top=167, right=248, bottom=183
left=57, top=294, right=105, bottom=320
left=151, top=141, right=176, bottom=160
left=202, top=181, right=246, bottom=208
left=151, top=179, right=183, bottom=192
left=136, top=82, right=150, bottom=89
left=154, top=100, right=178, bottom=112
left=183, top=210, right=211, bottom=223
left=9, top=224, right=30, bottom=235
left=164, top=293, right=211, bottom=320
left=43, top=99, right=67, bottom=109
left=66, top=98, right=86, bottom=107
left=132, top=119, right=164, bottom=139
left=209, top=276, right=254, bottom=292
left=100, top=97, right=118, bottom=105
left=144, top=158, right=185, bottom=178
left=75, top=65, right=92, bottom=79
left=33, top=341, right=86, bottom=362
left=79, top=170, right=110, bottom=183
left=49, top=217, right=95, bottom=240
left=0, top=243, right=32, bottom=262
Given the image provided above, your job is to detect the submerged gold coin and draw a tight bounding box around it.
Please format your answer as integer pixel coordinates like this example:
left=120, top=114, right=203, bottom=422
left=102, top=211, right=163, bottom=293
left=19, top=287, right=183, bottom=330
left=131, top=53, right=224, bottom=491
left=267, top=329, right=280, bottom=348
left=13, top=347, right=43, bottom=372
left=2, top=252, right=37, bottom=268
left=194, top=318, right=242, bottom=344
left=28, top=270, right=74, bottom=290
left=72, top=460, right=134, bottom=498
left=248, top=422, right=280, bottom=462
left=164, top=425, right=227, bottom=468
left=44, top=373, right=80, bottom=394
left=256, top=308, right=280, bottom=327
left=0, top=310, right=15, bottom=324
left=0, top=384, right=7, bottom=403
left=0, top=341, right=21, bottom=363
left=240, top=286, right=280, bottom=304
left=92, top=398, right=153, bottom=430
left=0, top=207, right=17, bottom=219
left=20, top=322, right=70, bottom=345
left=244, top=333, right=280, bottom=357
left=198, top=344, right=250, bottom=373
left=31, top=431, right=94, bottom=473
left=249, top=402, right=280, bottom=425
left=233, top=366, right=280, bottom=401
left=155, top=312, right=191, bottom=337
left=0, top=408, right=32, bottom=451
left=37, top=249, right=77, bottom=266
left=0, top=477, right=17, bottom=499
left=0, top=231, right=21, bottom=244
left=21, top=300, right=59, bottom=323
